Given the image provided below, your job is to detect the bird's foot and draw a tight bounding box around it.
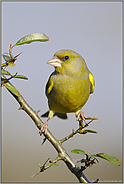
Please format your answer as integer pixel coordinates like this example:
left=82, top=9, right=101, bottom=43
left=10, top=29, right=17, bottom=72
left=76, top=111, right=87, bottom=128
left=40, top=121, right=48, bottom=135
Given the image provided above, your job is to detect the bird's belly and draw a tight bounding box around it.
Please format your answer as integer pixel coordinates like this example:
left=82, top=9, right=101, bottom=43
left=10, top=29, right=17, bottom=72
left=48, top=78, right=90, bottom=113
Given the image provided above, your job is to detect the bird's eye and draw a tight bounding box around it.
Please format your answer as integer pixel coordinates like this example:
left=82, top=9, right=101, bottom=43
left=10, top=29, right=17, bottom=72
left=64, top=55, right=69, bottom=60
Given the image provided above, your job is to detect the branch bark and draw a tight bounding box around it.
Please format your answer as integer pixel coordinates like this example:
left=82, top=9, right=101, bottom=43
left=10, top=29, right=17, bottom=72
left=2, top=74, right=91, bottom=183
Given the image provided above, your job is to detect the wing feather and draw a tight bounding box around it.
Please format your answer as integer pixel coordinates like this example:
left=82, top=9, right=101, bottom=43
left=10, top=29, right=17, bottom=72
left=45, top=74, right=54, bottom=97
left=89, top=72, right=95, bottom=94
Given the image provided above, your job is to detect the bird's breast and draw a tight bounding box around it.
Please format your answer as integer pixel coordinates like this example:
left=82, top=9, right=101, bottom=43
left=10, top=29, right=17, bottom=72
left=48, top=74, right=90, bottom=113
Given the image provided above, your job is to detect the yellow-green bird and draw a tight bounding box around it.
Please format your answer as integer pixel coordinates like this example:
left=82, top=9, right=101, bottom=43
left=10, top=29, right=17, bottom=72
left=40, top=49, right=95, bottom=134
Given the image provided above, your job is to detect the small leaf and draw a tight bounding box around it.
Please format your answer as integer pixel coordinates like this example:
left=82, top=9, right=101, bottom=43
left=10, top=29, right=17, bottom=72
left=48, top=163, right=58, bottom=166
left=80, top=129, right=97, bottom=134
left=8, top=63, right=15, bottom=67
left=96, top=153, right=121, bottom=166
left=71, top=149, right=121, bottom=166
left=2, top=54, right=11, bottom=62
left=4, top=85, right=19, bottom=96
left=1, top=63, right=7, bottom=67
left=1, top=69, right=11, bottom=75
left=14, top=33, right=49, bottom=46
left=14, top=75, right=28, bottom=80
left=71, top=149, right=96, bottom=158
left=85, top=130, right=97, bottom=133
left=71, top=149, right=86, bottom=155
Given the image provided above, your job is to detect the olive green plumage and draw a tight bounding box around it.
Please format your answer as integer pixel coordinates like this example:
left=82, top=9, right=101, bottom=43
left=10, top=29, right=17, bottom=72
left=42, top=49, right=95, bottom=120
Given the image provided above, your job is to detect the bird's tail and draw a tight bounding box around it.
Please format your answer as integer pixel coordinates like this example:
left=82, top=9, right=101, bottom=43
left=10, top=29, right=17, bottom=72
left=41, top=111, right=68, bottom=119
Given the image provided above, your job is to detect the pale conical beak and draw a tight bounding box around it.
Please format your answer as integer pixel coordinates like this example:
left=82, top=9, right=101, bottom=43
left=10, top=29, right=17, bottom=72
left=47, top=57, right=62, bottom=67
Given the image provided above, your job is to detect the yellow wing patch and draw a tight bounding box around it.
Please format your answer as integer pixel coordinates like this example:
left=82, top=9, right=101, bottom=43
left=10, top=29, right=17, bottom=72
left=89, top=72, right=95, bottom=94
left=46, top=75, right=53, bottom=97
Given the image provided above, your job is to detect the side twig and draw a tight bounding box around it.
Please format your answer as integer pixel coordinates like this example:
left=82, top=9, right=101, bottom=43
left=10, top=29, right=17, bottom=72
left=59, top=117, right=97, bottom=144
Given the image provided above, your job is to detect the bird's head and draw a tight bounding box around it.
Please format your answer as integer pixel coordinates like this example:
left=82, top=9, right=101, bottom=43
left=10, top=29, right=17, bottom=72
left=47, top=49, right=89, bottom=77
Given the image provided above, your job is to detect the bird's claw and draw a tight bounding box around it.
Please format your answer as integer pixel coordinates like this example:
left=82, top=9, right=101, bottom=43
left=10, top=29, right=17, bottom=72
left=40, top=121, right=48, bottom=135
left=76, top=111, right=87, bottom=128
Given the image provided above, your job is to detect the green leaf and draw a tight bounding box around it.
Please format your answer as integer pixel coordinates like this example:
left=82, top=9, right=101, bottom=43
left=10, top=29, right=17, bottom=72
left=71, top=149, right=97, bottom=158
left=48, top=163, right=58, bottom=166
left=14, top=75, right=28, bottom=80
left=14, top=33, right=49, bottom=46
left=85, top=130, right=97, bottom=133
left=8, top=63, right=15, bottom=67
left=2, top=54, right=11, bottom=62
left=71, top=149, right=86, bottom=155
left=4, top=85, right=19, bottom=96
left=71, top=149, right=121, bottom=166
left=1, top=69, right=11, bottom=75
left=96, top=153, right=121, bottom=166
left=1, top=63, right=7, bottom=67
left=80, top=129, right=97, bottom=134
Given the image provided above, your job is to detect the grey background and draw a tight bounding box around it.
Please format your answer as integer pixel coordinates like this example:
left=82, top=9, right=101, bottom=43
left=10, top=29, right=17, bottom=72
left=2, top=1, right=122, bottom=182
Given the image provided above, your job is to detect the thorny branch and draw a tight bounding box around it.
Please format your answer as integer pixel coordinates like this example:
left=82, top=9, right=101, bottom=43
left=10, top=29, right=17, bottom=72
left=2, top=73, right=99, bottom=183
left=1, top=47, right=98, bottom=183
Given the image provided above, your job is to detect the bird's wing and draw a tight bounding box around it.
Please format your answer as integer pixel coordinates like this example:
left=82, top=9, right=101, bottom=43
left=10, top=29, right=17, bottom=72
left=89, top=72, right=95, bottom=94
left=44, top=74, right=68, bottom=119
left=45, top=74, right=54, bottom=97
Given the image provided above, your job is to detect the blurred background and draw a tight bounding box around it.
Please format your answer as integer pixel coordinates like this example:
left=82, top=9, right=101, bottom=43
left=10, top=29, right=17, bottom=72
left=2, top=1, right=122, bottom=183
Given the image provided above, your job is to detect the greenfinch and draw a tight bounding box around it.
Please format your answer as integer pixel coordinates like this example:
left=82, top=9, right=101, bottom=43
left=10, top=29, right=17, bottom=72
left=40, top=49, right=95, bottom=134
